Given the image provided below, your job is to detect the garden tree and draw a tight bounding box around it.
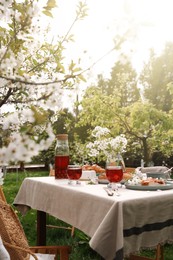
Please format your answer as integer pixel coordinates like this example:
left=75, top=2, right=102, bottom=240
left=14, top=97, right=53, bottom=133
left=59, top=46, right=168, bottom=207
left=52, top=108, right=92, bottom=163
left=96, top=74, right=109, bottom=95
left=167, top=81, right=173, bottom=95
left=108, top=58, right=140, bottom=107
left=77, top=58, right=141, bottom=136
left=114, top=102, right=173, bottom=166
left=32, top=108, right=74, bottom=166
left=0, top=0, right=88, bottom=164
left=75, top=44, right=173, bottom=166
left=91, top=59, right=140, bottom=107
left=140, top=42, right=173, bottom=112
left=76, top=58, right=173, bottom=166
left=59, top=85, right=123, bottom=163
left=77, top=84, right=122, bottom=134
left=52, top=109, right=75, bottom=136
left=30, top=105, right=93, bottom=166
left=78, top=81, right=173, bottom=165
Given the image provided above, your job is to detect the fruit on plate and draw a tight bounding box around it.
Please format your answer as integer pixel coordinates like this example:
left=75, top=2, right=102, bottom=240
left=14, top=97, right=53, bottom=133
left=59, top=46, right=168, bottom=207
left=127, top=176, right=166, bottom=186
left=82, top=164, right=105, bottom=173
left=140, top=180, right=150, bottom=186
left=141, top=178, right=165, bottom=186
left=82, top=164, right=93, bottom=171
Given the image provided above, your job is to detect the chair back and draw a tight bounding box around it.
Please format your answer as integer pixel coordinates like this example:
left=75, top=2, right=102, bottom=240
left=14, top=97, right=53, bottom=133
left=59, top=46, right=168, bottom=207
left=0, top=199, right=31, bottom=259
left=0, top=186, right=7, bottom=202
left=0, top=187, right=71, bottom=260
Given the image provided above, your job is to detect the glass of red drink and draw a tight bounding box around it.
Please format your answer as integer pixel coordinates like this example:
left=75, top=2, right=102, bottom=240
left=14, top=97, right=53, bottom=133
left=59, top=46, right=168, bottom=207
left=106, top=155, right=125, bottom=190
left=106, top=166, right=123, bottom=183
left=67, top=165, right=82, bottom=185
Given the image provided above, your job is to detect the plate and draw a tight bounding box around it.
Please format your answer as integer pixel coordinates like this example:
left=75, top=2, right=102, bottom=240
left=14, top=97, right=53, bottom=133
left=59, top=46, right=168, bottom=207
left=125, top=182, right=173, bottom=191
left=120, top=179, right=127, bottom=184
left=98, top=179, right=109, bottom=184
left=166, top=179, right=173, bottom=182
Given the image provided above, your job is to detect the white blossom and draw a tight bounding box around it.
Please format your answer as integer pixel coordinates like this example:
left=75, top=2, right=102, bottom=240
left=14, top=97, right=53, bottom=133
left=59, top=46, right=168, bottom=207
left=0, top=125, right=55, bottom=164
left=92, top=126, right=110, bottom=138
left=0, top=0, right=80, bottom=166
left=2, top=113, right=20, bottom=130
left=86, top=126, right=127, bottom=161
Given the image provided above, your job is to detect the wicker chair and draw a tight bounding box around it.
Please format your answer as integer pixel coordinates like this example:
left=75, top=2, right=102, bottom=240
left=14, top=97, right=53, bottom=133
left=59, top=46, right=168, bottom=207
left=0, top=186, right=71, bottom=260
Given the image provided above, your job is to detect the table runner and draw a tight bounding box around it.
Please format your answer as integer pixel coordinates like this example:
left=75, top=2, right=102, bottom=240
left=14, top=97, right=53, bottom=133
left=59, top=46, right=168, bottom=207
left=123, top=194, right=173, bottom=256
left=14, top=177, right=173, bottom=260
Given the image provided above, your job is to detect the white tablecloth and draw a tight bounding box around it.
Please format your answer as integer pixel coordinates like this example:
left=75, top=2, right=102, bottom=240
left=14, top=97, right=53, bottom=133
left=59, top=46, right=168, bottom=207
left=14, top=177, right=173, bottom=260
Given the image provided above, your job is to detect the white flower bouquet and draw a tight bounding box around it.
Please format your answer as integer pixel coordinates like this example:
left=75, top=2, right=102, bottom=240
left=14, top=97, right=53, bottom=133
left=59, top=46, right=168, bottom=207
left=86, top=126, right=127, bottom=162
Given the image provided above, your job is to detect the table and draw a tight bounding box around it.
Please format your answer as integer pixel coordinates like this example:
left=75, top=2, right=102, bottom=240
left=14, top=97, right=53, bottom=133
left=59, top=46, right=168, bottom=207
left=13, top=177, right=173, bottom=260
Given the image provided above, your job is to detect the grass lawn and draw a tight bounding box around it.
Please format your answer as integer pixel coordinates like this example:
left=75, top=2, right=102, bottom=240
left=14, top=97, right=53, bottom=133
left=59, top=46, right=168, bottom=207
left=2, top=170, right=173, bottom=259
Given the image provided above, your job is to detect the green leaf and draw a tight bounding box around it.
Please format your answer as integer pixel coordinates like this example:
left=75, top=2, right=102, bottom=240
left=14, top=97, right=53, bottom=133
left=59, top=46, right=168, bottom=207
left=46, top=0, right=57, bottom=9
left=73, top=67, right=82, bottom=73
left=43, top=0, right=57, bottom=17
left=42, top=10, right=53, bottom=18
left=78, top=74, right=86, bottom=82
left=68, top=61, right=75, bottom=71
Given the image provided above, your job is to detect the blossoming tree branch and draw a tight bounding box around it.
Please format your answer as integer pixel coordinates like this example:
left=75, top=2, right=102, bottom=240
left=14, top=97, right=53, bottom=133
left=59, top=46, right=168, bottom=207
left=0, top=0, right=87, bottom=164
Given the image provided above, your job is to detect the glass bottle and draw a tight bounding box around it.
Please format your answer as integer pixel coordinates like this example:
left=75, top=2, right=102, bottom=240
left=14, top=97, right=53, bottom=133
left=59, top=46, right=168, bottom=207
left=54, top=134, right=69, bottom=179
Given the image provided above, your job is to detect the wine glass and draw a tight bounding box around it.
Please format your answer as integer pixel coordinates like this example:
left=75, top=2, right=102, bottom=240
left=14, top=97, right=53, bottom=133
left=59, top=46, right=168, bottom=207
left=106, top=155, right=125, bottom=191
left=67, top=165, right=82, bottom=185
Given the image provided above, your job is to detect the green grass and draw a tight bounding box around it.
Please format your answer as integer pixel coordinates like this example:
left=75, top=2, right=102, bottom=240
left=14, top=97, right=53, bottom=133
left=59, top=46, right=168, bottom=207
left=2, top=171, right=173, bottom=259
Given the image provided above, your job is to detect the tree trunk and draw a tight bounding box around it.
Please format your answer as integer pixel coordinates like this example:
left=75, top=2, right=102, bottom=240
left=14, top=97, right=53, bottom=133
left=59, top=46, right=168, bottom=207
left=142, top=137, right=149, bottom=166
left=19, top=161, right=24, bottom=171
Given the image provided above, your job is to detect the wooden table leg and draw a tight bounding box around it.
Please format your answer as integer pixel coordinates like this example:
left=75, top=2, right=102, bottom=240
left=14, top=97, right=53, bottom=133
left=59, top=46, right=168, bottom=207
left=37, top=210, right=46, bottom=246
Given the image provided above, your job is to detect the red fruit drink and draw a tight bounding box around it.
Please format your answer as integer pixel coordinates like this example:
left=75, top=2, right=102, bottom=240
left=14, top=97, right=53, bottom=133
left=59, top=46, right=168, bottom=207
left=106, top=166, right=123, bottom=183
left=55, top=155, right=69, bottom=179
left=67, top=166, right=82, bottom=180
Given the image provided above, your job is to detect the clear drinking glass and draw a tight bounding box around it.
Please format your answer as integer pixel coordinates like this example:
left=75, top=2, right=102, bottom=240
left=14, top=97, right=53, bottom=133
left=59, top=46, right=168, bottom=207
left=67, top=165, right=82, bottom=185
left=106, top=154, right=125, bottom=190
